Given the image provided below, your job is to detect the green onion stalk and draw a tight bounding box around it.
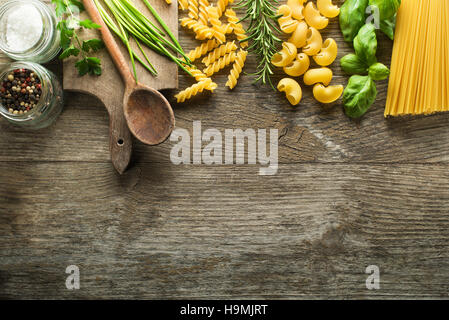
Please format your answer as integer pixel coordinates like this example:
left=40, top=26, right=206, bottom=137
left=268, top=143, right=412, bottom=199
left=94, top=0, right=192, bottom=81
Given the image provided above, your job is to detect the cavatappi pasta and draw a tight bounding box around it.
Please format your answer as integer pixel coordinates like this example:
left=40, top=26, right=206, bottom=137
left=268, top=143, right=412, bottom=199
left=385, top=0, right=449, bottom=116
left=273, top=0, right=341, bottom=106
left=176, top=0, right=248, bottom=101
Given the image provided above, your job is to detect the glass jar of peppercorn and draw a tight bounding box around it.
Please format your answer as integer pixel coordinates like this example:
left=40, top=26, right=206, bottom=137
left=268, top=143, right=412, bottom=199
left=0, top=62, right=63, bottom=129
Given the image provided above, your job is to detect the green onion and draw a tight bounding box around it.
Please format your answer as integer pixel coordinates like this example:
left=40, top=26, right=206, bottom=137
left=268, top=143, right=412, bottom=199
left=94, top=0, right=192, bottom=80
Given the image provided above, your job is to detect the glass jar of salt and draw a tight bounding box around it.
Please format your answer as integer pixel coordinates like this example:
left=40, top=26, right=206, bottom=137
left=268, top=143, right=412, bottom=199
left=0, top=0, right=60, bottom=63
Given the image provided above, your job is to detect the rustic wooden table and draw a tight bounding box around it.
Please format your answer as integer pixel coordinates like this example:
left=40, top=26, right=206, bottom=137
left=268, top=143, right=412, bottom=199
left=0, top=1, right=448, bottom=299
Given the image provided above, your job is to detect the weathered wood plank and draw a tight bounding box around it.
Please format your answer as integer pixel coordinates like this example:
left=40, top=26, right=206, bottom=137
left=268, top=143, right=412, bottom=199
left=0, top=162, right=448, bottom=299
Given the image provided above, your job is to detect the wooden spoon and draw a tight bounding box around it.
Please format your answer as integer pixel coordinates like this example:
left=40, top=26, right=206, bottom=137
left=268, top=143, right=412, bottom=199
left=82, top=0, right=175, bottom=145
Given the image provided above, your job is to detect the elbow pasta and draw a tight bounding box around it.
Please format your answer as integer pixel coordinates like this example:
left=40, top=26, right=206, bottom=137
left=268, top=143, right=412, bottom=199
left=271, top=42, right=297, bottom=67
left=186, top=39, right=218, bottom=62
left=283, top=53, right=310, bottom=77
left=317, top=0, right=340, bottom=18
left=188, top=0, right=199, bottom=20
left=303, top=27, right=323, bottom=56
left=203, top=51, right=237, bottom=76
left=202, top=41, right=237, bottom=66
left=277, top=78, right=302, bottom=106
left=226, top=49, right=248, bottom=89
left=207, top=6, right=227, bottom=43
left=225, top=9, right=248, bottom=48
left=288, top=21, right=308, bottom=48
left=287, top=0, right=306, bottom=20
left=313, top=84, right=343, bottom=103
left=303, top=67, right=333, bottom=86
left=313, top=38, right=338, bottom=66
left=272, top=0, right=339, bottom=107
left=175, top=78, right=217, bottom=103
left=198, top=0, right=210, bottom=25
left=180, top=17, right=214, bottom=40
left=304, top=2, right=329, bottom=30
left=277, top=5, right=299, bottom=34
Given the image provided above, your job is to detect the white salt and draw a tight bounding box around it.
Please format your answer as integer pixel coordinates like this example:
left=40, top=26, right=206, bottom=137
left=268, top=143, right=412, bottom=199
left=5, top=3, right=43, bottom=52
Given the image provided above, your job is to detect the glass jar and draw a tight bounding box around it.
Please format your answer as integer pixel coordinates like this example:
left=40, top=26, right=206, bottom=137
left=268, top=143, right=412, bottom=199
left=0, top=0, right=60, bottom=63
left=0, top=62, right=63, bottom=129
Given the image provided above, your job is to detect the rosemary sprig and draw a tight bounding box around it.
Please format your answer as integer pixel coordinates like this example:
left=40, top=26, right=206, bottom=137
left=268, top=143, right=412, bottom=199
left=237, top=0, right=282, bottom=89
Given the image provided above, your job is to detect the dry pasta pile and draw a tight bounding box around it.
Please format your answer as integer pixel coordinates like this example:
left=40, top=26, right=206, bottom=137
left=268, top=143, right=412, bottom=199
left=272, top=0, right=343, bottom=106
left=174, top=0, right=249, bottom=103
left=385, top=0, right=449, bottom=117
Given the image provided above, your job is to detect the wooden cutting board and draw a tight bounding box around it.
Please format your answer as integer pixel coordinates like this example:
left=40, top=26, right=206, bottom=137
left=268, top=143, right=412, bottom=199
left=63, top=1, right=178, bottom=174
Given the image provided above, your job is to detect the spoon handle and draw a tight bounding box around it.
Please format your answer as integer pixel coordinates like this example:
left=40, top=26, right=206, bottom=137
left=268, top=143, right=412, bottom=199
left=82, top=0, right=135, bottom=86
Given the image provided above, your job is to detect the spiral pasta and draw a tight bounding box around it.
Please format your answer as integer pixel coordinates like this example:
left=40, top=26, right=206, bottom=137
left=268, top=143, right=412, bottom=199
left=207, top=6, right=227, bottom=44
left=198, top=0, right=210, bottom=25
left=188, top=0, right=199, bottom=20
left=180, top=17, right=214, bottom=40
left=202, top=41, right=237, bottom=66
left=175, top=78, right=217, bottom=103
left=226, top=50, right=248, bottom=89
left=186, top=39, right=219, bottom=62
left=179, top=0, right=189, bottom=10
left=203, top=51, right=237, bottom=76
left=216, top=0, right=233, bottom=17
left=225, top=9, right=248, bottom=48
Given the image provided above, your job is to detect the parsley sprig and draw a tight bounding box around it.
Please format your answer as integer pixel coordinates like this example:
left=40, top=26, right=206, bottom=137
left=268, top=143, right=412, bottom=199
left=52, top=0, right=105, bottom=76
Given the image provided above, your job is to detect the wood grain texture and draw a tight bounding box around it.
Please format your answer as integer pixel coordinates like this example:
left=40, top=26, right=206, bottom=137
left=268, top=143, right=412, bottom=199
left=0, top=0, right=449, bottom=299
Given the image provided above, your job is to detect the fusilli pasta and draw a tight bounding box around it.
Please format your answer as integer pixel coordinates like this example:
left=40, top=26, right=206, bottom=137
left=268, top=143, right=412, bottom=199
left=206, top=6, right=226, bottom=44
left=180, top=17, right=214, bottom=40
left=179, top=0, right=189, bottom=10
left=198, top=0, right=210, bottom=26
left=186, top=39, right=219, bottom=62
left=201, top=41, right=237, bottom=66
left=188, top=0, right=199, bottom=20
left=203, top=51, right=237, bottom=77
left=226, top=49, right=247, bottom=89
left=175, top=78, right=217, bottom=103
left=225, top=9, right=248, bottom=48
left=216, top=0, right=233, bottom=17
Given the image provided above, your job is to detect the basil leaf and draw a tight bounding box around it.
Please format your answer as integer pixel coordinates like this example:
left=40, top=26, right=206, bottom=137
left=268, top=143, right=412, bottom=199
left=369, top=0, right=401, bottom=20
left=368, top=62, right=390, bottom=80
left=340, top=0, right=369, bottom=43
left=341, top=53, right=369, bottom=75
left=380, top=14, right=396, bottom=40
left=343, top=75, right=377, bottom=118
left=354, top=23, right=377, bottom=66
